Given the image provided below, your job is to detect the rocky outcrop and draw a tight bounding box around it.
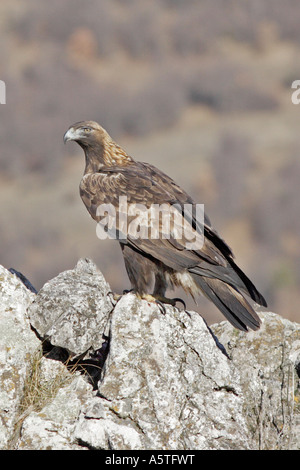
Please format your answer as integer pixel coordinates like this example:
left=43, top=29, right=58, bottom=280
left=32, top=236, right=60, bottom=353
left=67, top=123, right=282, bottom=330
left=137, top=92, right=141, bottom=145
left=0, top=259, right=299, bottom=450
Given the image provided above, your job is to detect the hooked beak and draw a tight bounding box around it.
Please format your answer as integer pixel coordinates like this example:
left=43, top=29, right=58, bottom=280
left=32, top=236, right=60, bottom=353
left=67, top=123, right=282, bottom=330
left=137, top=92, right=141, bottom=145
left=63, top=127, right=77, bottom=144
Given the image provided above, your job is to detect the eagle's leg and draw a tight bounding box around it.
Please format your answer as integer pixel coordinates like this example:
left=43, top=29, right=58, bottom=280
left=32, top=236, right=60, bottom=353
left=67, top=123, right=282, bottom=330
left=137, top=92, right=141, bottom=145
left=152, top=271, right=186, bottom=310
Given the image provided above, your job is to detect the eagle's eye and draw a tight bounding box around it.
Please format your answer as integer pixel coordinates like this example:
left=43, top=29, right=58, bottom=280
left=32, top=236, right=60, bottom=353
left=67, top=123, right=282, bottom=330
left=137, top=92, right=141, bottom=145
left=83, top=127, right=91, bottom=133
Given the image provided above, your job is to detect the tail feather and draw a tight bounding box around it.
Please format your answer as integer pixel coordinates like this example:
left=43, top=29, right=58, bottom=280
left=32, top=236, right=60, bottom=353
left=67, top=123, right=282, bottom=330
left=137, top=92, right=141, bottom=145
left=191, top=274, right=261, bottom=331
left=203, top=225, right=267, bottom=308
left=226, top=258, right=267, bottom=307
left=189, top=261, right=267, bottom=309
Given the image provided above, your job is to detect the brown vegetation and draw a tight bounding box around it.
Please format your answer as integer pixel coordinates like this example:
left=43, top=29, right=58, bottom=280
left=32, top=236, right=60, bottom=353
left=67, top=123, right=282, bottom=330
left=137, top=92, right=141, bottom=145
left=0, top=0, right=299, bottom=324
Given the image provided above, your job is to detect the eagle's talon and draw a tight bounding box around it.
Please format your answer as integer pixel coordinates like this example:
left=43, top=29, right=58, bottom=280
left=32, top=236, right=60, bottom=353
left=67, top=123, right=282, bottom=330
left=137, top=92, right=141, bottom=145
left=139, top=294, right=185, bottom=313
left=173, top=297, right=186, bottom=310
left=108, top=290, right=134, bottom=303
left=153, top=295, right=186, bottom=311
left=123, top=289, right=134, bottom=295
left=107, top=291, right=121, bottom=303
left=155, top=300, right=167, bottom=315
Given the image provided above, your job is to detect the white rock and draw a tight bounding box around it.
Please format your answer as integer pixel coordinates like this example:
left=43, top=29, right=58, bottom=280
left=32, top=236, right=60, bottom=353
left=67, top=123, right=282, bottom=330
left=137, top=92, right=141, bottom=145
left=0, top=265, right=40, bottom=449
left=1, top=260, right=300, bottom=450
left=27, top=259, right=114, bottom=357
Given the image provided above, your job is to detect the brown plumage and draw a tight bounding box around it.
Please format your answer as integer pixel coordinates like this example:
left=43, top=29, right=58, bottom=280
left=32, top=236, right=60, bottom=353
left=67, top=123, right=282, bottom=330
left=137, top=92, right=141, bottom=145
left=64, top=120, right=267, bottom=331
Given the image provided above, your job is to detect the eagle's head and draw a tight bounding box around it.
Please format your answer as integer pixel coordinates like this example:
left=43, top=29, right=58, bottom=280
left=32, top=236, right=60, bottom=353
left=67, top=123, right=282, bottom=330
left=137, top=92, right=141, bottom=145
left=63, top=121, right=109, bottom=148
left=64, top=121, right=132, bottom=168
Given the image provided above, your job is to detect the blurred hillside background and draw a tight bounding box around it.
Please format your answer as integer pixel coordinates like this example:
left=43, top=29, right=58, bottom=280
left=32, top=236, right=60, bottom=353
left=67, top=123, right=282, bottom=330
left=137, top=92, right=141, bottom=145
left=0, top=0, right=299, bottom=325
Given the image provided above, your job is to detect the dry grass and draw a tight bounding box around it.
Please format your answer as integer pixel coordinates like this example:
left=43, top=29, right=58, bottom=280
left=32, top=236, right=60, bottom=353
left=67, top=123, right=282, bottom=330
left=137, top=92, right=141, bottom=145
left=17, top=349, right=73, bottom=419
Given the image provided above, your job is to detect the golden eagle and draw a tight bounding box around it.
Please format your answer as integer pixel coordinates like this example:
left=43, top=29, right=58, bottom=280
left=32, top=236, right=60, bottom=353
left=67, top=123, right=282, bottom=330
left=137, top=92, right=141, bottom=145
left=64, top=121, right=267, bottom=331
